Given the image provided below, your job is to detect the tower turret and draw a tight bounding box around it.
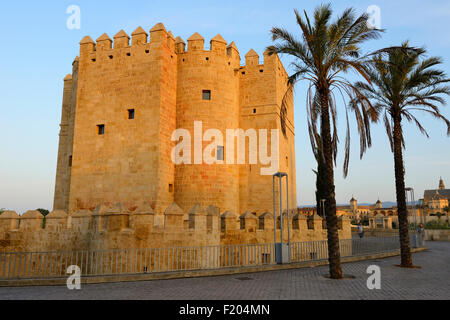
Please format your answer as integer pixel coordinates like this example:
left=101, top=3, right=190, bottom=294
left=113, top=30, right=130, bottom=48
left=175, top=32, right=240, bottom=213
left=350, top=196, right=357, bottom=211
left=131, top=26, right=148, bottom=45
left=439, top=177, right=445, bottom=190
left=375, top=199, right=383, bottom=209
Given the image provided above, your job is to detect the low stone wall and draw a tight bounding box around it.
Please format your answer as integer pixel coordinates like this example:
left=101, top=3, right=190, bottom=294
left=425, top=230, right=450, bottom=241
left=391, top=216, right=450, bottom=226
left=0, top=204, right=352, bottom=253
left=351, top=227, right=397, bottom=237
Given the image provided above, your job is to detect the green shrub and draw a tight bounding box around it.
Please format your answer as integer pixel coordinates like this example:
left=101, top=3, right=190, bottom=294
left=424, top=220, right=450, bottom=230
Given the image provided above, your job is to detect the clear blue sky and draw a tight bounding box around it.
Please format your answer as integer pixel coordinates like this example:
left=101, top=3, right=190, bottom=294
left=0, top=0, right=449, bottom=213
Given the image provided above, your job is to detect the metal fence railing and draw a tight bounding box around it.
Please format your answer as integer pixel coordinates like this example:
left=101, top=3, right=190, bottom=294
left=0, top=235, right=419, bottom=280
left=0, top=244, right=275, bottom=280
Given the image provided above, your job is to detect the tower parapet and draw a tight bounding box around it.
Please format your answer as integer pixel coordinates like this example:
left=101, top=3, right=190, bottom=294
left=175, top=36, right=186, bottom=54
left=149, top=22, right=167, bottom=44
left=0, top=211, right=20, bottom=231
left=113, top=30, right=130, bottom=48
left=210, top=34, right=227, bottom=54
left=131, top=27, right=148, bottom=45
left=96, top=33, right=112, bottom=51
left=187, top=32, right=204, bottom=51
left=226, top=41, right=239, bottom=60
left=167, top=31, right=176, bottom=51
left=78, top=23, right=177, bottom=65
left=79, top=36, right=95, bottom=56
left=245, top=49, right=259, bottom=66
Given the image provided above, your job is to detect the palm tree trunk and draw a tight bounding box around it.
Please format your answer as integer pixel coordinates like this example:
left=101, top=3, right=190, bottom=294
left=319, top=87, right=343, bottom=279
left=392, top=113, right=413, bottom=267
left=316, top=153, right=326, bottom=217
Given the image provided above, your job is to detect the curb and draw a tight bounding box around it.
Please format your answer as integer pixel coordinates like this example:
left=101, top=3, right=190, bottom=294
left=0, top=247, right=427, bottom=287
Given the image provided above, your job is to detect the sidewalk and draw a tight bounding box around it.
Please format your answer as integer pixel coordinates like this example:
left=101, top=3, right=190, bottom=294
left=0, top=242, right=448, bottom=300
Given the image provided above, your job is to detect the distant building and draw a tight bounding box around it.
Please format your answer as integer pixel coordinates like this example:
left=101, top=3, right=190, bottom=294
left=336, top=197, right=397, bottom=220
left=298, top=197, right=397, bottom=220
left=421, top=177, right=449, bottom=215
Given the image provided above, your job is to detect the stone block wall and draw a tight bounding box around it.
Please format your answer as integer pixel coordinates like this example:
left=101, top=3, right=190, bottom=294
left=54, top=23, right=298, bottom=219
left=0, top=205, right=351, bottom=253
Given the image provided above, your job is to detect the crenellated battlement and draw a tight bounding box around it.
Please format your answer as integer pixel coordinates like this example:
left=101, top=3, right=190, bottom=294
left=239, top=48, right=288, bottom=78
left=0, top=203, right=351, bottom=253
left=174, top=32, right=242, bottom=72
left=78, top=23, right=178, bottom=64
left=77, top=23, right=287, bottom=82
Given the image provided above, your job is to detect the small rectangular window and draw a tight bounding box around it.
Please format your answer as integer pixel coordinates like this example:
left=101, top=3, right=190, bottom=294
left=97, top=124, right=105, bottom=135
left=217, top=146, right=224, bottom=161
left=169, top=184, right=174, bottom=193
left=202, top=90, right=211, bottom=100
left=128, top=109, right=135, bottom=119
left=69, top=156, right=73, bottom=167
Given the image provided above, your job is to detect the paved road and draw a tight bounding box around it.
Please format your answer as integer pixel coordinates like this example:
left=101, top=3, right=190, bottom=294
left=0, top=242, right=448, bottom=300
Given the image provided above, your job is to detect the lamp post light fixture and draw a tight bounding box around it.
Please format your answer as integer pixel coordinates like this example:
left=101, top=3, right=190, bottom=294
left=405, top=187, right=419, bottom=247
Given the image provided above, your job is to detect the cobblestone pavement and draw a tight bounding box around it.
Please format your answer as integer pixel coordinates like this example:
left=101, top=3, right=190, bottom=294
left=0, top=242, right=448, bottom=300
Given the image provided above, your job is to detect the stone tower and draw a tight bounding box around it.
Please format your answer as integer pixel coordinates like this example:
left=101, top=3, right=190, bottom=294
left=174, top=33, right=240, bottom=213
left=53, top=23, right=297, bottom=216
left=53, top=58, right=78, bottom=211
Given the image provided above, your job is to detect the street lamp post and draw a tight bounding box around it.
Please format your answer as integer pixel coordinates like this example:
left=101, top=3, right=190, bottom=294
left=405, top=187, right=418, bottom=247
left=273, top=172, right=290, bottom=264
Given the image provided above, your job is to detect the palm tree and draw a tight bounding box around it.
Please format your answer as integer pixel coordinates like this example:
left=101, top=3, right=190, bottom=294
left=268, top=4, right=382, bottom=278
left=353, top=42, right=450, bottom=267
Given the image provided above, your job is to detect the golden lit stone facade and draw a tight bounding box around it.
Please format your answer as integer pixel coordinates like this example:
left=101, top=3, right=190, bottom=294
left=0, top=205, right=351, bottom=253
left=422, top=178, right=450, bottom=215
left=53, top=23, right=297, bottom=217
left=1, top=24, right=354, bottom=256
